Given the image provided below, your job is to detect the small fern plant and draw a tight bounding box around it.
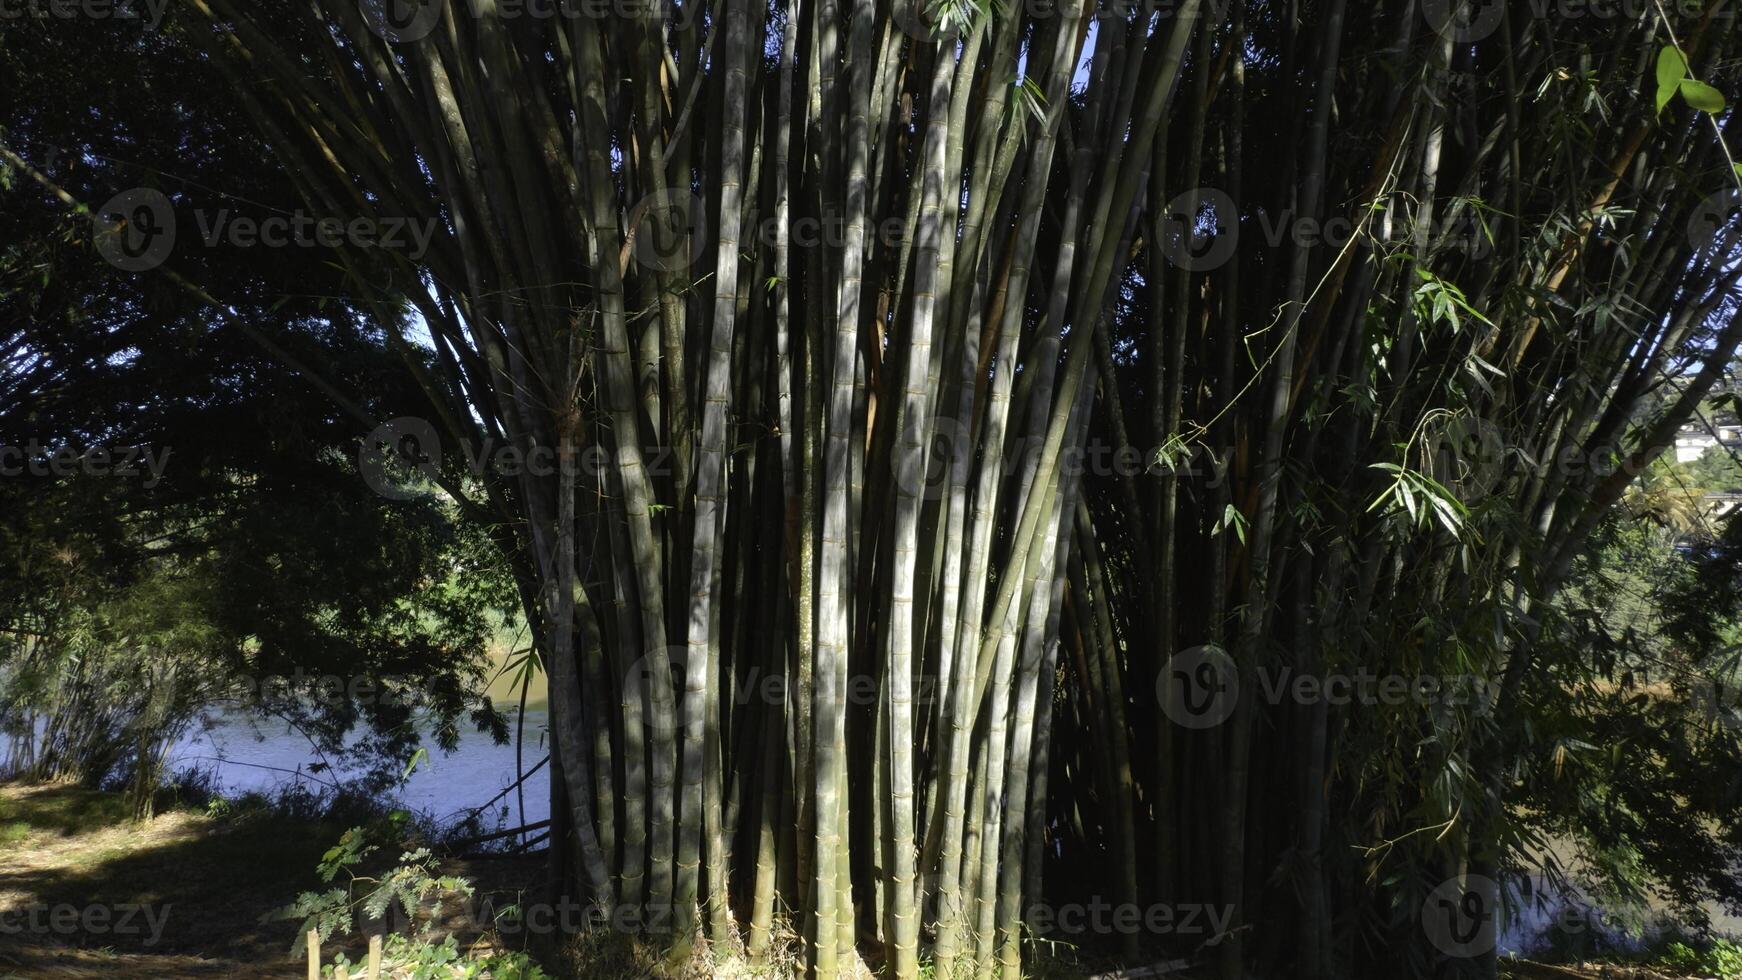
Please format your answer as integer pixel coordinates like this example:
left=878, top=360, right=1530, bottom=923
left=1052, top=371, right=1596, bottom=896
left=267, top=819, right=473, bottom=955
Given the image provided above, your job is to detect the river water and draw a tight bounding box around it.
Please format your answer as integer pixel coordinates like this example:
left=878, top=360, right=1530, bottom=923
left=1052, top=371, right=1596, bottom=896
left=165, top=707, right=550, bottom=831
left=1496, top=863, right=1742, bottom=956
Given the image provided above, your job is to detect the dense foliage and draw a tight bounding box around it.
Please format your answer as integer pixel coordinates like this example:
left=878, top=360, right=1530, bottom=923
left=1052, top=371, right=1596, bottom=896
left=0, top=25, right=514, bottom=814
left=1, top=1, right=1740, bottom=979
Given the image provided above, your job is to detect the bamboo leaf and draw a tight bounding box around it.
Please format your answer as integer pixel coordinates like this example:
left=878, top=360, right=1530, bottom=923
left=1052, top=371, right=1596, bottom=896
left=1656, top=46, right=1687, bottom=116
left=400, top=747, right=428, bottom=782
left=1679, top=79, right=1727, bottom=114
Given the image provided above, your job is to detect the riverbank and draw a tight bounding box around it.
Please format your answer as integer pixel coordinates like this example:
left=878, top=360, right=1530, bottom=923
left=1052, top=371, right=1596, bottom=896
left=3, top=780, right=1734, bottom=979
left=0, top=782, right=545, bottom=978
left=0, top=781, right=332, bottom=975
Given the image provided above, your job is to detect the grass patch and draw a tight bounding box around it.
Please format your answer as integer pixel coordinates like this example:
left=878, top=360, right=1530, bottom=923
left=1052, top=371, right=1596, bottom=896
left=0, top=780, right=340, bottom=970
left=0, top=781, right=132, bottom=838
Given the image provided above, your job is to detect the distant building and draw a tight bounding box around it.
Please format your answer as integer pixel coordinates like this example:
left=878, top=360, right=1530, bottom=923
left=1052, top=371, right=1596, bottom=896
left=1675, top=423, right=1742, bottom=464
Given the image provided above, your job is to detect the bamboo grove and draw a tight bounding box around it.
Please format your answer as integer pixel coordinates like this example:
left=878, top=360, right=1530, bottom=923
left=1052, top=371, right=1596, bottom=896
left=26, top=0, right=1741, bottom=975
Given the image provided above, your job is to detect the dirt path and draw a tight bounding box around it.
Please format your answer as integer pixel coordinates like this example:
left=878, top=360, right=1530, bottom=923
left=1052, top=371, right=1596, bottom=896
left=0, top=782, right=339, bottom=977
left=0, top=782, right=556, bottom=979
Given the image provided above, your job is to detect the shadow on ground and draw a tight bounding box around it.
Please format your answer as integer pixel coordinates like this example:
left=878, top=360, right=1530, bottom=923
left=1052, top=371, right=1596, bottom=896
left=0, top=781, right=551, bottom=979
left=0, top=781, right=339, bottom=976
